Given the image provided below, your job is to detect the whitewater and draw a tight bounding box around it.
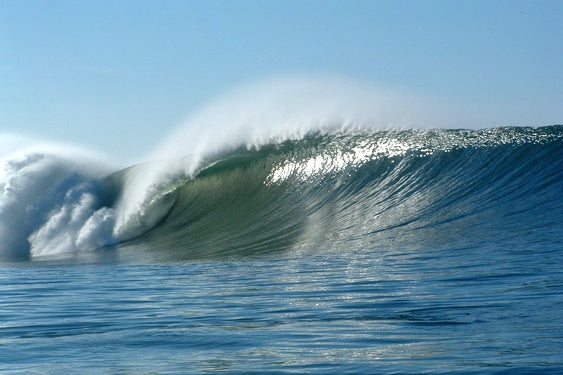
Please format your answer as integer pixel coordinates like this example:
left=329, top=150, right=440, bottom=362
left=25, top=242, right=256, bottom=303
left=1, top=80, right=562, bottom=373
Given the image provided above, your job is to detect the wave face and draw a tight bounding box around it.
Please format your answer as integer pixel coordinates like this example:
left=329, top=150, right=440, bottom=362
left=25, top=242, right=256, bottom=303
left=1, top=126, right=561, bottom=261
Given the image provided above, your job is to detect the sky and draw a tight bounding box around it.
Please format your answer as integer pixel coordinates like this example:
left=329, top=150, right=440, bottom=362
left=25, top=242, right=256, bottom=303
left=1, top=0, right=562, bottom=162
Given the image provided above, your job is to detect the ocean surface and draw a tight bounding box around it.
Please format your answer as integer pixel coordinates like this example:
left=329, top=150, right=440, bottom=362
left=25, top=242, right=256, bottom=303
left=1, top=126, right=562, bottom=373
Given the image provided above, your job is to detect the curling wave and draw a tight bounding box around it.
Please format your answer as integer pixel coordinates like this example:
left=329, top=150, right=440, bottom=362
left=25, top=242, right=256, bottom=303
left=1, top=126, right=560, bottom=261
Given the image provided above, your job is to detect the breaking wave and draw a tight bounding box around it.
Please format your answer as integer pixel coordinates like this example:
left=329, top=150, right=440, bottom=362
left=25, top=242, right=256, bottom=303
left=1, top=125, right=561, bottom=261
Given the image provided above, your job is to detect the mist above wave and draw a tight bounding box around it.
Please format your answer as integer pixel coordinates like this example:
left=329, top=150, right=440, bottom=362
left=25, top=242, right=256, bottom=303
left=113, top=76, right=451, bottom=238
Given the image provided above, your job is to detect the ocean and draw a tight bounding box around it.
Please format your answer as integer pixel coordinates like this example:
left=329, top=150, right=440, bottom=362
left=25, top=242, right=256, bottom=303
left=1, top=125, right=562, bottom=373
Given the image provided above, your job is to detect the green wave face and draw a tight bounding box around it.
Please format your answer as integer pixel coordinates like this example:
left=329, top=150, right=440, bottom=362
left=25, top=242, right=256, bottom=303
left=113, top=126, right=563, bottom=261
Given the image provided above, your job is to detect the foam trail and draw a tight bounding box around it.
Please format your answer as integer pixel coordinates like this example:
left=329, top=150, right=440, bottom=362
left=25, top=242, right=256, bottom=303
left=113, top=76, right=447, bottom=238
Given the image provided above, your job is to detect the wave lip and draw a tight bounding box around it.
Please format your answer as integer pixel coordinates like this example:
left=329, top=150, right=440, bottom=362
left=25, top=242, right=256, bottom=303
left=111, top=77, right=450, bottom=237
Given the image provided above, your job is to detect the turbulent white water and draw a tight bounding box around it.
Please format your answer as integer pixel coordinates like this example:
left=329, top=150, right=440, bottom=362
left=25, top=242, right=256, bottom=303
left=0, top=142, right=115, bottom=258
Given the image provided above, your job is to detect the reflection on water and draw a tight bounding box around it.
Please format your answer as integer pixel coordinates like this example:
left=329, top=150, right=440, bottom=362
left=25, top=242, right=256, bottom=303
left=2, top=238, right=562, bottom=373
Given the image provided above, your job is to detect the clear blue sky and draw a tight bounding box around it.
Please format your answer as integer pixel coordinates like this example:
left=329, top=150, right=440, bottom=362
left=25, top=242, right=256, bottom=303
left=1, top=0, right=561, bottom=161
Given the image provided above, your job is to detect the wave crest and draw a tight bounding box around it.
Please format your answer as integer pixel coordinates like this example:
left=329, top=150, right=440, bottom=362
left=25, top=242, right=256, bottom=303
left=1, top=125, right=561, bottom=260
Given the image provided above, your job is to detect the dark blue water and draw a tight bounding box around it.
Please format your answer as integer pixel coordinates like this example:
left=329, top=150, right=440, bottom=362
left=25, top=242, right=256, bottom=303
left=1, top=126, right=562, bottom=373
left=2, top=242, right=562, bottom=373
